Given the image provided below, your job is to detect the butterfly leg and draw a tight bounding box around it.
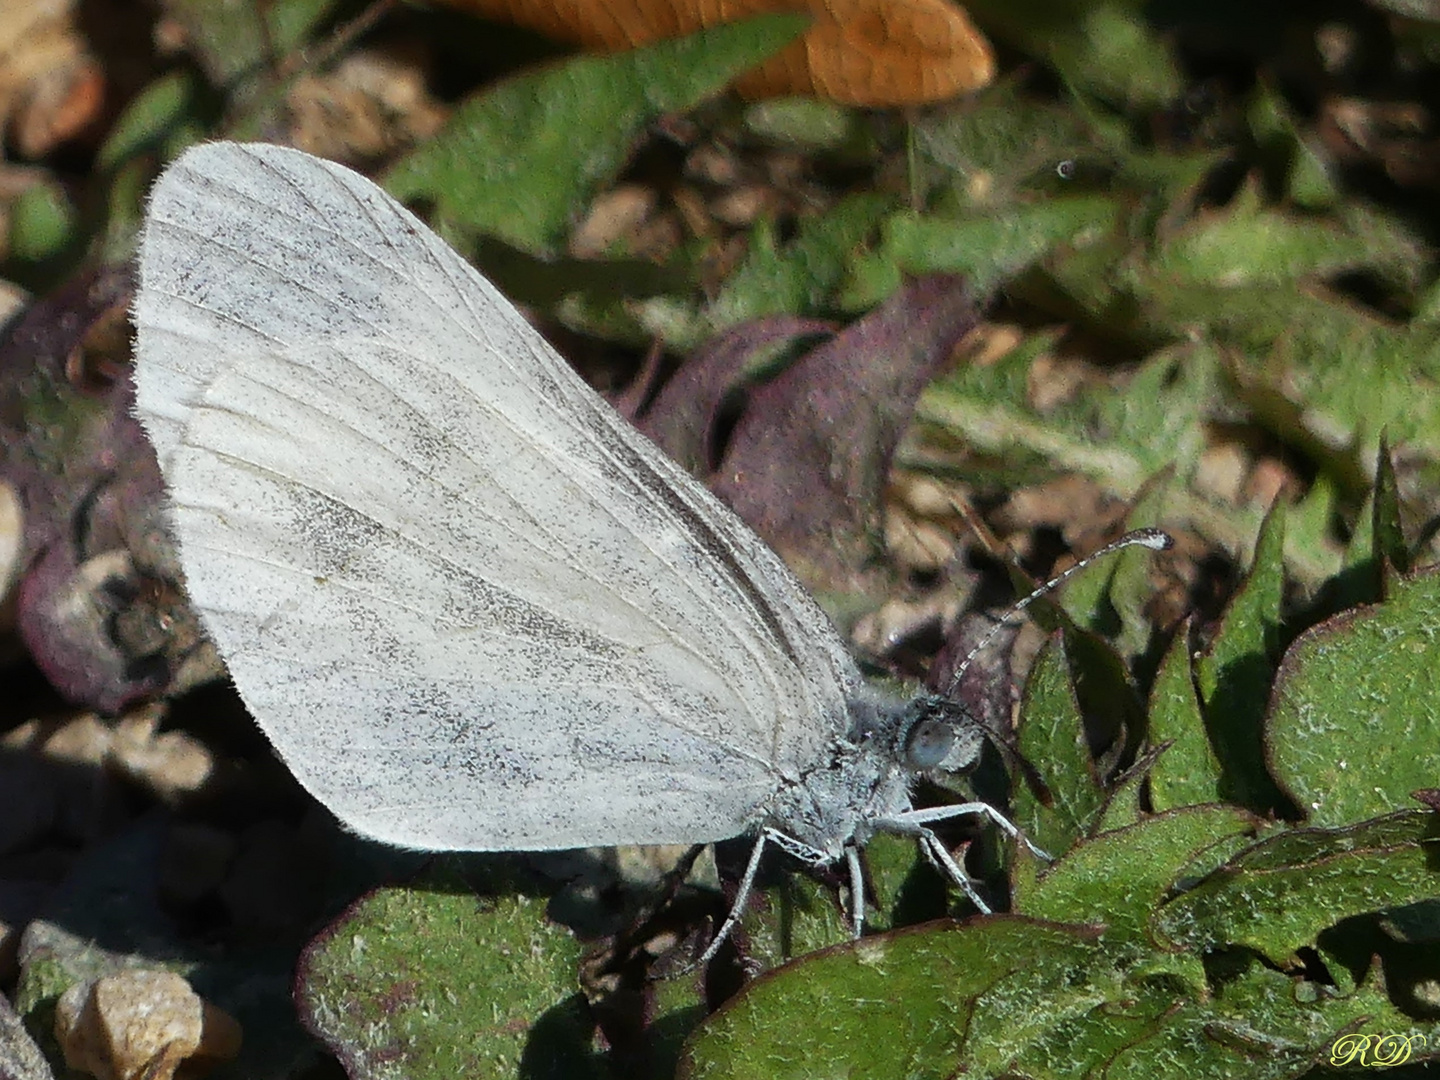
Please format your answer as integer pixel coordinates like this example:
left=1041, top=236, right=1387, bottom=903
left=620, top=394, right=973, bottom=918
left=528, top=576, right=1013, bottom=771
left=771, top=835, right=858, bottom=938
left=845, top=843, right=864, bottom=938
left=768, top=830, right=865, bottom=938
left=891, top=801, right=1050, bottom=859
left=695, top=827, right=851, bottom=967
left=694, top=828, right=770, bottom=967
left=879, top=802, right=1051, bottom=916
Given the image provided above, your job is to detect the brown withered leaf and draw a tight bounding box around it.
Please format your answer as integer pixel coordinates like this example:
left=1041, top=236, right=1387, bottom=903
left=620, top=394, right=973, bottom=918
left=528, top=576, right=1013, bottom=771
left=443, top=0, right=995, bottom=105
left=0, top=0, right=107, bottom=158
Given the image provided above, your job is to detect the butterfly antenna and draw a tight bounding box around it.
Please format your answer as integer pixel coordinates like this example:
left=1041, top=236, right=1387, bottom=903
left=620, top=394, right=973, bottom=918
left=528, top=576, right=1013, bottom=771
left=943, top=527, right=1173, bottom=700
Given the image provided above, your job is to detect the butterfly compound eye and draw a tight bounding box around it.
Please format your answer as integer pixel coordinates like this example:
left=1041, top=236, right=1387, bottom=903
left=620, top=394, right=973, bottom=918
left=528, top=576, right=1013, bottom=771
left=904, top=717, right=955, bottom=769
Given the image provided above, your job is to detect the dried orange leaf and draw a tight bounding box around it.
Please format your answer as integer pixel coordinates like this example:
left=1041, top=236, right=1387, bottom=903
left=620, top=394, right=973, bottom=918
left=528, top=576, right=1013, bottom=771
left=0, top=0, right=107, bottom=158
left=442, top=0, right=995, bottom=105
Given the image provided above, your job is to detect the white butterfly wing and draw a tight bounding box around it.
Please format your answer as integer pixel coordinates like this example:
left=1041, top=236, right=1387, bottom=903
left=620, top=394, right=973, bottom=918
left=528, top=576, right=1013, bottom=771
left=132, top=141, right=864, bottom=850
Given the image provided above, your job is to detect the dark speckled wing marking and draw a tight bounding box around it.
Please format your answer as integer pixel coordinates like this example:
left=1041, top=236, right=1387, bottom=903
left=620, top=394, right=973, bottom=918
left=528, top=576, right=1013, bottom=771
left=132, top=141, right=864, bottom=851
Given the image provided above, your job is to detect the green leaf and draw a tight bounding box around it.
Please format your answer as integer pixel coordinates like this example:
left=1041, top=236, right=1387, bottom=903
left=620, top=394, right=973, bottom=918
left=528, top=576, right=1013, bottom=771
left=1093, top=345, right=1217, bottom=483
left=864, top=832, right=949, bottom=933
left=1372, top=433, right=1410, bottom=575
left=1013, top=632, right=1100, bottom=857
left=735, top=860, right=853, bottom=969
left=1148, top=620, right=1224, bottom=811
left=1112, top=481, right=1177, bottom=609
left=158, top=0, right=342, bottom=94
left=1018, top=805, right=1256, bottom=953
left=383, top=15, right=807, bottom=255
left=1053, top=481, right=1174, bottom=651
left=964, top=0, right=1182, bottom=112
left=1017, top=219, right=1440, bottom=506
left=1334, top=488, right=1382, bottom=612
left=704, top=194, right=895, bottom=331
left=1014, top=978, right=1210, bottom=1080
left=8, top=182, right=79, bottom=265
left=1196, top=500, right=1288, bottom=814
left=913, top=87, right=1100, bottom=206
left=1286, top=473, right=1344, bottom=586
left=300, top=871, right=605, bottom=1079
left=1154, top=811, right=1440, bottom=962
left=853, top=195, right=1118, bottom=300
left=1154, top=194, right=1414, bottom=289
left=1102, top=963, right=1414, bottom=1080
left=1219, top=296, right=1440, bottom=475
left=1268, top=569, right=1440, bottom=827
left=1093, top=759, right=1147, bottom=833
left=741, top=97, right=865, bottom=151
left=911, top=340, right=1217, bottom=508
left=647, top=974, right=710, bottom=1080
left=680, top=919, right=1109, bottom=1080
left=736, top=832, right=946, bottom=970
left=1246, top=82, right=1339, bottom=210
left=96, top=71, right=208, bottom=172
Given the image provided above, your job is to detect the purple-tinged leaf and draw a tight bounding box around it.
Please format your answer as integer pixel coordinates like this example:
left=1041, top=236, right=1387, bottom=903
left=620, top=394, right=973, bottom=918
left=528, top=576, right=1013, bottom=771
left=1, top=266, right=212, bottom=712
left=640, top=275, right=976, bottom=595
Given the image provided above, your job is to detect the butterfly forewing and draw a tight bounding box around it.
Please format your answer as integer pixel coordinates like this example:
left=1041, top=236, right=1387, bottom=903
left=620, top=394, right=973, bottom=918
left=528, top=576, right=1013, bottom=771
left=132, top=142, right=862, bottom=849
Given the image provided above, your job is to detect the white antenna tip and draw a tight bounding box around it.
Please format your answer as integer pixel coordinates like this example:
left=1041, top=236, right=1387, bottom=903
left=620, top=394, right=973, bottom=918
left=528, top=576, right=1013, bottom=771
left=1124, top=527, right=1174, bottom=552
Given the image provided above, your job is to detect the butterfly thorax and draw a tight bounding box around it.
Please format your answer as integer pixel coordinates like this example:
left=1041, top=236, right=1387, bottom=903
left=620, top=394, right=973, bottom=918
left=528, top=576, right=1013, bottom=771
left=759, top=691, right=922, bottom=859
